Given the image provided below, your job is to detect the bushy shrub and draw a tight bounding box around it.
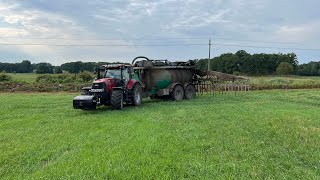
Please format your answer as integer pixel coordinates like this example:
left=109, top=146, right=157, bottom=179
left=78, top=71, right=94, bottom=82
left=0, top=72, right=12, bottom=82
left=268, top=78, right=290, bottom=85
left=233, top=71, right=241, bottom=76
left=36, top=74, right=56, bottom=83
left=277, top=62, right=294, bottom=75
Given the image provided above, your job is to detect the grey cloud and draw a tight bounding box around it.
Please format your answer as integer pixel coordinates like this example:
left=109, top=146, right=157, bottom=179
left=0, top=0, right=319, bottom=64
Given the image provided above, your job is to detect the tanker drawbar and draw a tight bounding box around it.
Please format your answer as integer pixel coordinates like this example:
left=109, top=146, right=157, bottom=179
left=73, top=95, right=97, bottom=109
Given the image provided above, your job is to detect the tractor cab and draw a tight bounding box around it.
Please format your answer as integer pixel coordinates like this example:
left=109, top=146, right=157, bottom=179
left=102, top=64, right=132, bottom=85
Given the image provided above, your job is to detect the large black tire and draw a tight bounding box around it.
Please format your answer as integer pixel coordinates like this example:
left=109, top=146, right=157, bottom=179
left=131, top=84, right=142, bottom=106
left=184, top=84, right=196, bottom=99
left=111, top=90, right=123, bottom=110
left=170, top=85, right=184, bottom=101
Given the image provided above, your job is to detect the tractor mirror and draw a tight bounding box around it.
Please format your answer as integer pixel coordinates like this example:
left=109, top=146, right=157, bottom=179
left=127, top=67, right=133, bottom=74
left=93, top=67, right=99, bottom=74
left=94, top=67, right=101, bottom=79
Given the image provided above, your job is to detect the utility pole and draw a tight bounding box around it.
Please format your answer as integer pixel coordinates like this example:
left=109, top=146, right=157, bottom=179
left=208, top=37, right=211, bottom=73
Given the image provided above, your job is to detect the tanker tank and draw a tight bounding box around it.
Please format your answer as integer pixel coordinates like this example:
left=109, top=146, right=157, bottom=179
left=132, top=56, right=196, bottom=100
left=142, top=68, right=193, bottom=91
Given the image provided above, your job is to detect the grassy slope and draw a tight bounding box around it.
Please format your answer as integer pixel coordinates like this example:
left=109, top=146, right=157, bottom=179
left=0, top=91, right=319, bottom=179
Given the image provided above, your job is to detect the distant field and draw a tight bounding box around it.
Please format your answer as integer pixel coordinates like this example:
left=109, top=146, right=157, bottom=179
left=250, top=75, right=320, bottom=83
left=0, top=90, right=319, bottom=178
left=249, top=76, right=320, bottom=89
left=8, top=73, right=38, bottom=83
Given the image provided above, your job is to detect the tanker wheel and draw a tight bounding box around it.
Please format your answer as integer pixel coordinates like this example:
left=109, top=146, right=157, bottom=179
left=170, top=85, right=184, bottom=101
left=111, top=89, right=123, bottom=110
left=132, top=84, right=142, bottom=106
left=185, top=84, right=196, bottom=99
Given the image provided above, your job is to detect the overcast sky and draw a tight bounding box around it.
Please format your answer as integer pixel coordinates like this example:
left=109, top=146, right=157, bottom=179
left=0, top=0, right=319, bottom=65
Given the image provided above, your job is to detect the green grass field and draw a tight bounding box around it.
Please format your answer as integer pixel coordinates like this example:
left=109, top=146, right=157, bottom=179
left=0, top=90, right=319, bottom=178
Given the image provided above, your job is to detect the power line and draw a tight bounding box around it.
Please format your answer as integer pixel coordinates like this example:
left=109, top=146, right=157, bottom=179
left=0, top=42, right=319, bottom=51
left=213, top=43, right=320, bottom=51
left=0, top=37, right=209, bottom=41
left=0, top=43, right=207, bottom=47
left=1, top=36, right=320, bottom=46
left=213, top=37, right=319, bottom=46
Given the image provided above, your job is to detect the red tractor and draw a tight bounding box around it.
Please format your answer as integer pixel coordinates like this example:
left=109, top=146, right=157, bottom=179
left=73, top=64, right=142, bottom=110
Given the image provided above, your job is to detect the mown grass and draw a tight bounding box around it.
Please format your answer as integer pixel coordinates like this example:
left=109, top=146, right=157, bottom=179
left=0, top=90, right=320, bottom=179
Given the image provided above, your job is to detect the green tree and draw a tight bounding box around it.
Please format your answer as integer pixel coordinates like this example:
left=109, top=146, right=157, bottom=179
left=54, top=66, right=63, bottom=74
left=19, top=60, right=33, bottom=73
left=36, top=63, right=54, bottom=74
left=195, top=59, right=208, bottom=72
left=235, top=50, right=249, bottom=60
left=276, top=62, right=294, bottom=75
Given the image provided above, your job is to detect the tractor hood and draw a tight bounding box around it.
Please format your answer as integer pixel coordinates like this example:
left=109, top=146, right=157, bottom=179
left=93, top=78, right=117, bottom=90
left=94, top=78, right=113, bottom=84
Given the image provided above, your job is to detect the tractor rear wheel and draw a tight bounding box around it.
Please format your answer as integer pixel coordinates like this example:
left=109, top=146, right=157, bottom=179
left=132, top=84, right=142, bottom=106
left=170, top=84, right=184, bottom=101
left=184, top=84, right=196, bottom=99
left=111, top=89, right=123, bottom=110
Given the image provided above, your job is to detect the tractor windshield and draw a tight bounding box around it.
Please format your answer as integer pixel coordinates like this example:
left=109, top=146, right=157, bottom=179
left=105, top=69, right=122, bottom=79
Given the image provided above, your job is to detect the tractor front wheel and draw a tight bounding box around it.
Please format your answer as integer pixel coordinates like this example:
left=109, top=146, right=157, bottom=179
left=111, top=89, right=123, bottom=110
left=170, top=85, right=184, bottom=101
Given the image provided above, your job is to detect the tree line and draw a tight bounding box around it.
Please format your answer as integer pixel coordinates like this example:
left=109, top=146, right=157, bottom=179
left=0, top=61, right=109, bottom=74
left=296, top=61, right=320, bottom=76
left=0, top=60, right=33, bottom=73
left=195, top=50, right=320, bottom=76
left=0, top=51, right=319, bottom=76
left=195, top=50, right=300, bottom=75
left=0, top=60, right=53, bottom=74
